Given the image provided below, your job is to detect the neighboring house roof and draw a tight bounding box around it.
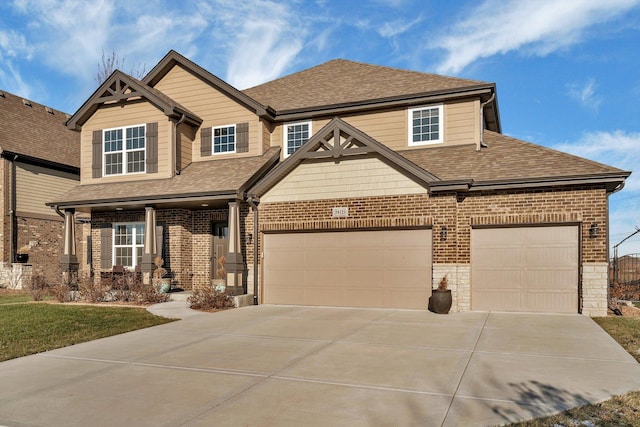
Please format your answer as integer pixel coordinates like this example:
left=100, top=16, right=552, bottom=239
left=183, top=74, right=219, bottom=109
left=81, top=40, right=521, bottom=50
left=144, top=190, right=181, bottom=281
left=48, top=148, right=281, bottom=209
left=0, top=89, right=79, bottom=169
left=66, top=70, right=202, bottom=130
left=399, top=130, right=630, bottom=191
left=242, top=59, right=499, bottom=130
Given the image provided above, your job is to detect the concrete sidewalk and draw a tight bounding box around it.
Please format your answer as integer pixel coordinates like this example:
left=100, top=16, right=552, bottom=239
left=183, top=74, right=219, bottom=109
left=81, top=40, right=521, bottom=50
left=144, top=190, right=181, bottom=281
left=0, top=304, right=639, bottom=426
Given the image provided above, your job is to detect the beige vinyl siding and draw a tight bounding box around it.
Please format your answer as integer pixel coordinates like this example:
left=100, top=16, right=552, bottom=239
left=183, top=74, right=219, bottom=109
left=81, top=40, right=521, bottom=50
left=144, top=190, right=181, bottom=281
left=261, top=157, right=426, bottom=203
left=261, top=120, right=272, bottom=153
left=153, top=65, right=263, bottom=160
left=16, top=163, right=79, bottom=217
left=177, top=122, right=194, bottom=171
left=81, top=102, right=170, bottom=184
left=444, top=99, right=479, bottom=146
left=269, top=99, right=480, bottom=154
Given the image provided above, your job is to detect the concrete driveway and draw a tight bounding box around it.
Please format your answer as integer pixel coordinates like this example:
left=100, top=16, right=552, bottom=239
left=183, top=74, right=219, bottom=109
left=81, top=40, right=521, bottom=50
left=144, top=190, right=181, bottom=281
left=1, top=304, right=639, bottom=427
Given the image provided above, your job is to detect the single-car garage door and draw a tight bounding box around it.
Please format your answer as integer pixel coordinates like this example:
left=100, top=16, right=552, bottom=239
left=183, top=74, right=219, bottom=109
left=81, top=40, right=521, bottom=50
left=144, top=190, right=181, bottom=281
left=263, top=229, right=432, bottom=309
left=471, top=226, right=579, bottom=313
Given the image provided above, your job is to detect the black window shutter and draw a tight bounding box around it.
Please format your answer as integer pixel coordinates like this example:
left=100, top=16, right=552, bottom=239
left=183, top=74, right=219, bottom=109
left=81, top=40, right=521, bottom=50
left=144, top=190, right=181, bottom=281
left=92, top=130, right=102, bottom=178
left=100, top=223, right=112, bottom=269
left=146, top=122, right=158, bottom=173
left=236, top=122, right=249, bottom=153
left=201, top=127, right=212, bottom=157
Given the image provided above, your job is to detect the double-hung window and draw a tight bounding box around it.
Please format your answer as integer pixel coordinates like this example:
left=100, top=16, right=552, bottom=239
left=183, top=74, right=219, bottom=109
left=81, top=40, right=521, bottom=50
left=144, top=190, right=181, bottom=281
left=284, top=121, right=311, bottom=157
left=104, top=124, right=146, bottom=175
left=213, top=124, right=236, bottom=154
left=113, top=223, right=145, bottom=268
left=408, top=105, right=443, bottom=145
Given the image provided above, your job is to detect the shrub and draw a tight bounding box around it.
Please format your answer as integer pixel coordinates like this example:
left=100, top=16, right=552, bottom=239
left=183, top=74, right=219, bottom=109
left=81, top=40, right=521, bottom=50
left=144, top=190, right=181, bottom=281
left=188, top=286, right=235, bottom=311
left=611, top=282, right=640, bottom=302
left=48, top=281, right=72, bottom=303
left=78, top=274, right=106, bottom=303
left=30, top=274, right=48, bottom=301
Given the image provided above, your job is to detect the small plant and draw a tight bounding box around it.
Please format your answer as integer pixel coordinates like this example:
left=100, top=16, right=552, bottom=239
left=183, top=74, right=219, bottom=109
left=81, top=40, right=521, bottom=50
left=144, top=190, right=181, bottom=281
left=30, top=274, right=48, bottom=301
left=49, top=281, right=72, bottom=303
left=437, top=275, right=448, bottom=292
left=152, top=257, right=167, bottom=280
left=18, top=244, right=30, bottom=254
left=188, top=285, right=235, bottom=311
left=216, top=256, right=226, bottom=280
left=79, top=274, right=106, bottom=303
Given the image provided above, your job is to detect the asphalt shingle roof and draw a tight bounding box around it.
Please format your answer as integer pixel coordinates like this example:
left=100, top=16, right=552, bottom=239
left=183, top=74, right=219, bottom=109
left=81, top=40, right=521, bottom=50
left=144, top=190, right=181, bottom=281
left=51, top=148, right=280, bottom=206
left=398, top=131, right=625, bottom=182
left=0, top=90, right=79, bottom=168
left=242, top=59, right=489, bottom=112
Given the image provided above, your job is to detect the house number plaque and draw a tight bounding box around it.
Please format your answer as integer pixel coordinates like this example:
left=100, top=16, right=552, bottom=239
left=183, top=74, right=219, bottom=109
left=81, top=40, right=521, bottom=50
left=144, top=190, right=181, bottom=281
left=332, top=207, right=349, bottom=217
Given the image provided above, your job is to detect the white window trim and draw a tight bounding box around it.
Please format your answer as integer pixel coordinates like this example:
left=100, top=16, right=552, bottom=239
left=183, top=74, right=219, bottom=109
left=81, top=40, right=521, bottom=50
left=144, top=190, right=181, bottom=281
left=408, top=104, right=444, bottom=146
left=103, top=124, right=146, bottom=176
left=283, top=121, right=312, bottom=158
left=212, top=124, right=237, bottom=155
left=112, top=222, right=145, bottom=269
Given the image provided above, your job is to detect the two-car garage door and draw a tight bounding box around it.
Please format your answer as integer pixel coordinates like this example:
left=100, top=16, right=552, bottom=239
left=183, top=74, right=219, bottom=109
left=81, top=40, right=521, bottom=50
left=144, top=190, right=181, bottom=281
left=471, top=226, right=579, bottom=313
left=263, top=229, right=432, bottom=309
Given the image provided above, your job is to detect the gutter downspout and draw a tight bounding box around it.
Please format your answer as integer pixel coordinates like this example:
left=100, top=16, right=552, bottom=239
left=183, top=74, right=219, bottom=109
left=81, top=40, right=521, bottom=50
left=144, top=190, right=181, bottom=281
left=8, top=154, right=17, bottom=263
left=173, top=114, right=187, bottom=176
left=247, top=195, right=259, bottom=305
left=53, top=205, right=65, bottom=219
left=478, top=93, right=496, bottom=150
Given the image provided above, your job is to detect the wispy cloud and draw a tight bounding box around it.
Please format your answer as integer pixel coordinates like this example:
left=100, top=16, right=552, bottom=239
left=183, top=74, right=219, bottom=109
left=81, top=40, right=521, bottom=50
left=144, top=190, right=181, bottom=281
left=206, top=0, right=305, bottom=89
left=432, top=0, right=640, bottom=74
left=378, top=16, right=422, bottom=38
left=567, top=78, right=602, bottom=111
left=553, top=130, right=640, bottom=254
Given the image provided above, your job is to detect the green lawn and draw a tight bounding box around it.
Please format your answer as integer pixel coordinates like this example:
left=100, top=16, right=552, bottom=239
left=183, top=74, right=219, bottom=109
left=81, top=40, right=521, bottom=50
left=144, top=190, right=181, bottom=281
left=0, top=294, right=175, bottom=362
left=0, top=291, right=37, bottom=305
left=503, top=315, right=640, bottom=426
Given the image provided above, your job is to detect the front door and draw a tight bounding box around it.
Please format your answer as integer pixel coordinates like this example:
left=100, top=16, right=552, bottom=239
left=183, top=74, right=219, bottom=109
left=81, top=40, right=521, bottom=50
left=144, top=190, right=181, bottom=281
left=211, top=222, right=229, bottom=282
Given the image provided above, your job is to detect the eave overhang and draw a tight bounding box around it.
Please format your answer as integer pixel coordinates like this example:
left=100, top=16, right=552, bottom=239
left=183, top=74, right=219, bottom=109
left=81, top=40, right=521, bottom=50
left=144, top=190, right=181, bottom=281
left=269, top=85, right=500, bottom=132
left=428, top=171, right=631, bottom=194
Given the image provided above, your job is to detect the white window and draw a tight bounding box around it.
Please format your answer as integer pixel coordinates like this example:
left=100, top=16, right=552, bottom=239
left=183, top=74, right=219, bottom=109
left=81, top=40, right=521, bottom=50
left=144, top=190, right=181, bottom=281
left=113, top=223, right=145, bottom=268
left=408, top=105, right=443, bottom=145
left=284, top=121, right=311, bottom=157
left=104, top=124, right=145, bottom=175
left=213, top=124, right=236, bottom=154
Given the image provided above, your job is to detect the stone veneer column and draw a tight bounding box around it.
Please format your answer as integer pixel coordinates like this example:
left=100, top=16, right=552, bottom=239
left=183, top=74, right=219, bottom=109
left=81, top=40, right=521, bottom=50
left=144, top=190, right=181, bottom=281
left=141, top=206, right=157, bottom=284
left=581, top=262, right=609, bottom=316
left=60, top=209, right=78, bottom=275
left=432, top=264, right=471, bottom=312
left=225, top=201, right=244, bottom=294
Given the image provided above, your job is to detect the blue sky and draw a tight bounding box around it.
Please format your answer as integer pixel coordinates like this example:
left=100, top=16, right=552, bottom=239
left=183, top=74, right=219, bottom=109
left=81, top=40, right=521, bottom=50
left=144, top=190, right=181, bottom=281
left=1, top=0, right=639, bottom=255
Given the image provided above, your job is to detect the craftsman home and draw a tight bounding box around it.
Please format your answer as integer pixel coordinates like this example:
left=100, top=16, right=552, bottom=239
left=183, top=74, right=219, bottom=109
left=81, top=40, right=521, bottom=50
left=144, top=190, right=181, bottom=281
left=0, top=90, right=81, bottom=286
left=49, top=50, right=630, bottom=316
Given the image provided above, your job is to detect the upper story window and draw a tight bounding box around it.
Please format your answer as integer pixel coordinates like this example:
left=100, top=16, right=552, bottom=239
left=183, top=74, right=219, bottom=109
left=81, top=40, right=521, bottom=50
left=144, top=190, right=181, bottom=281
left=104, top=124, right=146, bottom=175
left=284, top=121, right=311, bottom=157
left=408, top=105, right=443, bottom=145
left=113, top=223, right=144, bottom=268
left=213, top=124, right=236, bottom=154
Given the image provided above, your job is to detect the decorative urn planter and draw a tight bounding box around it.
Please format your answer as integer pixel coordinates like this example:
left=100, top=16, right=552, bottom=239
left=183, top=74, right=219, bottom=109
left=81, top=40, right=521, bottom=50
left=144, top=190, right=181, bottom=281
left=16, top=253, right=29, bottom=263
left=429, top=290, right=452, bottom=314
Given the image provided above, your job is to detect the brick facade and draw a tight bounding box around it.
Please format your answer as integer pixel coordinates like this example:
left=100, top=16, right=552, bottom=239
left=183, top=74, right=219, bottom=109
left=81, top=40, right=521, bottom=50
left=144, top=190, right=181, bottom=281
left=257, top=185, right=610, bottom=315
left=90, top=204, right=254, bottom=290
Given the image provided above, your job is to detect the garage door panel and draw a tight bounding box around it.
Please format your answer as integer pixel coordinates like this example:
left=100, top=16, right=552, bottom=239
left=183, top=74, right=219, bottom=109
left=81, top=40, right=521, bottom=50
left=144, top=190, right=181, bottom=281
left=472, top=226, right=578, bottom=313
left=264, top=229, right=432, bottom=308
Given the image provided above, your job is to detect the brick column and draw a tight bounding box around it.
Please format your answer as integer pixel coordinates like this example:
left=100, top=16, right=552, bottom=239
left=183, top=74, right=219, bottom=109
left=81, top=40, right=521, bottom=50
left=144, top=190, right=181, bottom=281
left=141, top=206, right=157, bottom=284
left=226, top=201, right=244, bottom=294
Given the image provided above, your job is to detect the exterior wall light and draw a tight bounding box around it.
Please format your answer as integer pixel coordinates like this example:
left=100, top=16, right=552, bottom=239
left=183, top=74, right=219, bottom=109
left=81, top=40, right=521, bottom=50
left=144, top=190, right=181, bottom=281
left=589, top=223, right=599, bottom=239
left=440, top=226, right=447, bottom=241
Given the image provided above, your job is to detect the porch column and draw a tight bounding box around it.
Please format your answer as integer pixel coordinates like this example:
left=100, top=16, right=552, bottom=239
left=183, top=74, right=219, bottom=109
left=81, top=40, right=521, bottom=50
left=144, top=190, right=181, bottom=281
left=226, top=201, right=244, bottom=294
left=141, top=206, right=157, bottom=284
left=60, top=209, right=78, bottom=281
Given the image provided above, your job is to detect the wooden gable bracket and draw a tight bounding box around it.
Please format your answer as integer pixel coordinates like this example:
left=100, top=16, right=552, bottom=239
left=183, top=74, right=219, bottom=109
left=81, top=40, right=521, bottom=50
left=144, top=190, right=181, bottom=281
left=97, top=78, right=141, bottom=103
left=300, top=126, right=377, bottom=162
